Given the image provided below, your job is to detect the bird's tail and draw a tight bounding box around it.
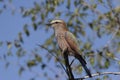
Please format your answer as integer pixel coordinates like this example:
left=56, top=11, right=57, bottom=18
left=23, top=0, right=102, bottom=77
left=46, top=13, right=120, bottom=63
left=75, top=53, right=92, bottom=77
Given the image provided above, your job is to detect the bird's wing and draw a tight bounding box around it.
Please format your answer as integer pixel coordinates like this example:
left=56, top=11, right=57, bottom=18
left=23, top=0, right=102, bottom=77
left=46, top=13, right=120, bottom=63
left=64, top=31, right=92, bottom=76
left=65, top=31, right=87, bottom=65
left=65, top=31, right=79, bottom=52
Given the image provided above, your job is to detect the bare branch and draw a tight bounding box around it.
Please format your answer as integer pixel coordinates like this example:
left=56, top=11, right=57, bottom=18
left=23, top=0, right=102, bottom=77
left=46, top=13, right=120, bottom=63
left=75, top=72, right=120, bottom=80
left=63, top=49, right=75, bottom=80
left=38, top=44, right=67, bottom=76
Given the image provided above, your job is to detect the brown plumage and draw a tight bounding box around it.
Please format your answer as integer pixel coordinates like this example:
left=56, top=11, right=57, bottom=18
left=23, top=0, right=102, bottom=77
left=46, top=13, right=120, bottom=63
left=49, top=19, right=92, bottom=77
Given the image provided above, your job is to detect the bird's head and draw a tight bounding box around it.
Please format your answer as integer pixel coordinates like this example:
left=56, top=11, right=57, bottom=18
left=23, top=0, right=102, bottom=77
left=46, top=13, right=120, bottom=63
left=47, top=19, right=68, bottom=30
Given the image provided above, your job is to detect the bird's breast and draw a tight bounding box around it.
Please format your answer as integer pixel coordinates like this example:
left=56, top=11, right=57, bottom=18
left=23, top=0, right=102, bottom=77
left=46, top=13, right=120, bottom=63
left=55, top=32, right=73, bottom=54
left=55, top=33, right=67, bottom=49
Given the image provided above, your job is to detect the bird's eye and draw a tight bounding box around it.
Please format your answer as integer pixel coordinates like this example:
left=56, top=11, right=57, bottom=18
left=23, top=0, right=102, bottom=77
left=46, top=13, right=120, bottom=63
left=55, top=22, right=58, bottom=24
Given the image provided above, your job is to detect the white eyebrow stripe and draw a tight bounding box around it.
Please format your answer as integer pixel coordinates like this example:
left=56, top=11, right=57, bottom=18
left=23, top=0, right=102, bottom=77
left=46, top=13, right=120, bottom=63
left=50, top=20, right=63, bottom=24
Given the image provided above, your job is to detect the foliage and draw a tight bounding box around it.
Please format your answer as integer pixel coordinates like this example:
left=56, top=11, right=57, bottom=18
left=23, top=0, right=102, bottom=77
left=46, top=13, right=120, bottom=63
left=0, top=0, right=120, bottom=80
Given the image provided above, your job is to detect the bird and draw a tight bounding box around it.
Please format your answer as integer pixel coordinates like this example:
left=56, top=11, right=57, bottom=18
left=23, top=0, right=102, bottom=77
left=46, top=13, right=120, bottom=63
left=48, top=19, right=92, bottom=77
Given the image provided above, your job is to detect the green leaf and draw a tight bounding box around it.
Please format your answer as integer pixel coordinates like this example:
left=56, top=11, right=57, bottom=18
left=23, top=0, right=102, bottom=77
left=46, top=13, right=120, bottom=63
left=103, top=75, right=108, bottom=80
left=0, top=41, right=3, bottom=47
left=16, top=48, right=26, bottom=57
left=104, top=60, right=110, bottom=68
left=41, top=13, right=44, bottom=20
left=41, top=63, right=46, bottom=69
left=14, top=40, right=21, bottom=48
left=24, top=24, right=30, bottom=36
left=78, top=66, right=83, bottom=73
left=114, top=7, right=120, bottom=13
left=31, top=15, right=36, bottom=21
left=55, top=12, right=61, bottom=17
left=89, top=23, right=93, bottom=29
left=96, top=78, right=100, bottom=80
left=35, top=54, right=42, bottom=62
left=5, top=62, right=10, bottom=68
left=32, top=23, right=37, bottom=31
left=0, top=9, right=2, bottom=14
left=27, top=60, right=36, bottom=67
left=7, top=41, right=12, bottom=49
left=18, top=32, right=23, bottom=43
left=106, top=52, right=114, bottom=58
left=90, top=57, right=94, bottom=65
left=83, top=6, right=89, bottom=11
left=118, top=61, right=120, bottom=65
left=9, top=0, right=12, bottom=3
left=19, top=67, right=24, bottom=75
left=98, top=0, right=103, bottom=3
left=92, top=4, right=97, bottom=9
left=84, top=42, right=91, bottom=50
left=67, top=0, right=70, bottom=9
left=23, top=10, right=30, bottom=17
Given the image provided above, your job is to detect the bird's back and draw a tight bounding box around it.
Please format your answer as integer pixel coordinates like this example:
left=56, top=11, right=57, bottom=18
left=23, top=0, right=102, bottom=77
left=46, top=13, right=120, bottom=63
left=65, top=31, right=79, bottom=53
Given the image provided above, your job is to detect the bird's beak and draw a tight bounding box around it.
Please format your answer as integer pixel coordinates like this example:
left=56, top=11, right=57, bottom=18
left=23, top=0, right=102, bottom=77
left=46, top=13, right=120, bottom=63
left=46, top=23, right=52, bottom=26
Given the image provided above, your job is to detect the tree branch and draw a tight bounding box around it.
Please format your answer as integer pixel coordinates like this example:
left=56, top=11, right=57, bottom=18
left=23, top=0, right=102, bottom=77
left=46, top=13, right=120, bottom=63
left=38, top=44, right=67, bottom=75
left=75, top=72, right=120, bottom=80
left=63, top=49, right=75, bottom=80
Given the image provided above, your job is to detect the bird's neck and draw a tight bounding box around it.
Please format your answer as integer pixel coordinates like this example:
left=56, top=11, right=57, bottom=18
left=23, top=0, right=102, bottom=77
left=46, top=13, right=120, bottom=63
left=54, top=26, right=68, bottom=36
left=54, top=26, right=67, bottom=32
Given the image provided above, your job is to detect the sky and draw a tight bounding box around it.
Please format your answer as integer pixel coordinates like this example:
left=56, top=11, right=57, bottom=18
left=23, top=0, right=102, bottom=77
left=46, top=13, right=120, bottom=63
left=0, top=0, right=120, bottom=80
left=0, top=1, right=48, bottom=80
